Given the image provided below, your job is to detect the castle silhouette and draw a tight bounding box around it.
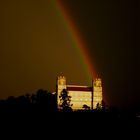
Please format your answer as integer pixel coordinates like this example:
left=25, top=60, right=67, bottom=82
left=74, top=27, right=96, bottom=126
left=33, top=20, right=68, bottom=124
left=56, top=76, right=103, bottom=110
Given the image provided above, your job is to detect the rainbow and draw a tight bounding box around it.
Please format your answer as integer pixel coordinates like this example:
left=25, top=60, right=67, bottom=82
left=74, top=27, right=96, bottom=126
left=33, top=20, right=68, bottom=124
left=52, top=0, right=97, bottom=79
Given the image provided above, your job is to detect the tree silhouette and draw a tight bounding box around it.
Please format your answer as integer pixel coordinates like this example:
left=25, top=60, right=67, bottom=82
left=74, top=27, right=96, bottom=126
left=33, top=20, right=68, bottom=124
left=96, top=103, right=102, bottom=110
left=59, top=89, right=72, bottom=112
left=0, top=88, right=58, bottom=114
left=101, top=100, right=106, bottom=110
left=82, top=104, right=90, bottom=110
left=34, top=89, right=57, bottom=112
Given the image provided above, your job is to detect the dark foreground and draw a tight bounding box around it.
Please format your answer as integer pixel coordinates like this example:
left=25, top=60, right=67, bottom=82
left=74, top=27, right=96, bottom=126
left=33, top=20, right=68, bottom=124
left=0, top=111, right=139, bottom=139
left=0, top=110, right=139, bottom=132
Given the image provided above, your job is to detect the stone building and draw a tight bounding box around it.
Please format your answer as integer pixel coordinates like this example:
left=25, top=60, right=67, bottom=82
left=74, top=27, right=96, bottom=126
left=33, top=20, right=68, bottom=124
left=56, top=76, right=103, bottom=110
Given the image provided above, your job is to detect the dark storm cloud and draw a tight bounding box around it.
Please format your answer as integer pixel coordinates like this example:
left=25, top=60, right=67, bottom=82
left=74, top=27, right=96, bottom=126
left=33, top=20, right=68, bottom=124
left=61, top=0, right=140, bottom=109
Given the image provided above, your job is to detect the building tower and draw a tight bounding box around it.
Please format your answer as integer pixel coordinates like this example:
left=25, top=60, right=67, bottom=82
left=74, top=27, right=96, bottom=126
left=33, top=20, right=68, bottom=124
left=57, top=76, right=66, bottom=109
left=93, top=78, right=103, bottom=109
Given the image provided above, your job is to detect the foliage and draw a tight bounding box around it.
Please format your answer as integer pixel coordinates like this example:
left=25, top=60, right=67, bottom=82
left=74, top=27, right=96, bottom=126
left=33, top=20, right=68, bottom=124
left=59, top=89, right=72, bottom=112
left=82, top=104, right=90, bottom=110
left=0, top=89, right=57, bottom=113
left=96, top=103, right=102, bottom=110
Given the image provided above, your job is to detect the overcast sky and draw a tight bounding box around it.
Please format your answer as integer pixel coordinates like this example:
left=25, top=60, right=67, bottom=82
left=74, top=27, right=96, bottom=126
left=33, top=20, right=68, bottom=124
left=0, top=0, right=139, bottom=109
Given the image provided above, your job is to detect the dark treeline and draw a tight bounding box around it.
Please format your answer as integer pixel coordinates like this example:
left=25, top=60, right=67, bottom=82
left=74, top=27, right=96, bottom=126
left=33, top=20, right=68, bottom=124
left=0, top=89, right=57, bottom=114
left=0, top=89, right=139, bottom=118
left=0, top=88, right=139, bottom=125
left=0, top=89, right=139, bottom=134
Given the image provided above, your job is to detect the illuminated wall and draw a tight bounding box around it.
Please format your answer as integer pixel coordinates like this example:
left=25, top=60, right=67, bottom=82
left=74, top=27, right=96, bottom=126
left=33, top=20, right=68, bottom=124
left=93, top=78, right=103, bottom=109
left=68, top=86, right=92, bottom=110
left=57, top=76, right=103, bottom=110
left=57, top=76, right=66, bottom=109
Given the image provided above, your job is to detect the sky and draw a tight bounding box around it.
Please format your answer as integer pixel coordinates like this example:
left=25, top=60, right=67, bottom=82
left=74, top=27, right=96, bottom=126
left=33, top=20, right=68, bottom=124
left=0, top=0, right=139, bottom=109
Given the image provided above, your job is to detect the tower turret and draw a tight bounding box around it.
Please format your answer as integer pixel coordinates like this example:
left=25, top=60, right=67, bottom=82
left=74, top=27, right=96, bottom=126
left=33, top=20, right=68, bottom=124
left=57, top=76, right=67, bottom=109
left=93, top=78, right=103, bottom=109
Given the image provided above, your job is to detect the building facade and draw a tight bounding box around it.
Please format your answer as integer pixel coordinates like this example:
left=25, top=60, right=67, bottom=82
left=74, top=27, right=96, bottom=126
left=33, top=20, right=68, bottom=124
left=57, top=76, right=103, bottom=110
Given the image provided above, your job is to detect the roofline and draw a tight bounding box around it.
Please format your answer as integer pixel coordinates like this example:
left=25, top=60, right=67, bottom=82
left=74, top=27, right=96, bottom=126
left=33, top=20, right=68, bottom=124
left=67, top=85, right=92, bottom=88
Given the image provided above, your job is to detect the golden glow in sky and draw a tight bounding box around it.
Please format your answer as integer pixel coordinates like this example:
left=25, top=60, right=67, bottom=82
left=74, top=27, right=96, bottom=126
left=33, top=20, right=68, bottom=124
left=0, top=0, right=93, bottom=98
